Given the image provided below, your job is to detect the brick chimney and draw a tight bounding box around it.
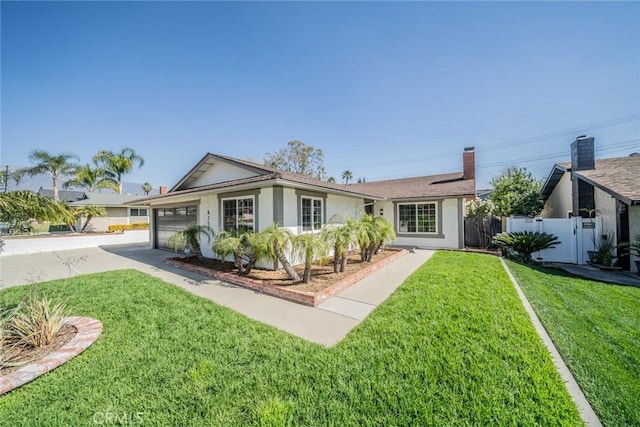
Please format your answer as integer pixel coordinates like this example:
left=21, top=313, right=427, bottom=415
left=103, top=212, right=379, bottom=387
left=159, top=185, right=167, bottom=195
left=571, top=136, right=595, bottom=216
left=463, top=147, right=475, bottom=180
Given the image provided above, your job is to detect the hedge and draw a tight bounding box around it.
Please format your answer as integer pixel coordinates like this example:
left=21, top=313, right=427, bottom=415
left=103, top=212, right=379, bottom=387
left=108, top=223, right=150, bottom=232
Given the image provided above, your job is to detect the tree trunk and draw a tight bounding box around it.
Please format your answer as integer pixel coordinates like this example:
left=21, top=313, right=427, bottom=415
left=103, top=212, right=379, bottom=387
left=302, top=261, right=312, bottom=283
left=80, top=215, right=93, bottom=232
left=340, top=255, right=347, bottom=272
left=234, top=246, right=245, bottom=274
left=275, top=245, right=300, bottom=280
left=367, top=243, right=376, bottom=262
left=53, top=176, right=59, bottom=201
left=333, top=245, right=340, bottom=273
left=242, top=254, right=258, bottom=275
left=191, top=239, right=204, bottom=261
left=118, top=180, right=123, bottom=195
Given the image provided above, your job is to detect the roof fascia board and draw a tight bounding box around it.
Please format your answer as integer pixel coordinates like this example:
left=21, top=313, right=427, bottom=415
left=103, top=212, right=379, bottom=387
left=273, top=178, right=387, bottom=200
left=540, top=164, right=569, bottom=201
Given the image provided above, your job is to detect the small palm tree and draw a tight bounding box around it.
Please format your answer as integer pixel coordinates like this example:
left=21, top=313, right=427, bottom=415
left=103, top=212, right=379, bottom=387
left=213, top=230, right=248, bottom=273
left=71, top=204, right=107, bottom=232
left=0, top=191, right=72, bottom=230
left=141, top=182, right=152, bottom=195
left=295, top=232, right=329, bottom=283
left=93, top=147, right=145, bottom=194
left=63, top=163, right=118, bottom=193
left=22, top=150, right=79, bottom=200
left=322, top=215, right=357, bottom=273
left=260, top=223, right=300, bottom=281
left=327, top=176, right=336, bottom=183
left=342, top=170, right=353, bottom=185
left=371, top=216, right=396, bottom=256
left=168, top=225, right=214, bottom=261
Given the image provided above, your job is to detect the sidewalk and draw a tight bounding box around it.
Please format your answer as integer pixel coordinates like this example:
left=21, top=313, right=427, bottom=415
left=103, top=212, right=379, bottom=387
left=0, top=244, right=434, bottom=346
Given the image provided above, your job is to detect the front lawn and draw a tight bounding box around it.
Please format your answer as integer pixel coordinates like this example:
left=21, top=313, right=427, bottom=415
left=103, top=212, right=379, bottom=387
left=508, top=262, right=640, bottom=426
left=0, top=252, right=581, bottom=425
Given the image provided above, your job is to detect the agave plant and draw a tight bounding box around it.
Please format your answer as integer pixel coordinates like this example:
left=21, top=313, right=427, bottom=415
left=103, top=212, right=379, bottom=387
left=2, top=291, right=68, bottom=348
left=492, top=231, right=560, bottom=263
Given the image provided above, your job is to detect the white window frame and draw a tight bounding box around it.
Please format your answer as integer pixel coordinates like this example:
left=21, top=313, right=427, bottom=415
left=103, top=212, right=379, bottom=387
left=301, top=196, right=324, bottom=232
left=221, top=196, right=255, bottom=232
left=397, top=202, right=437, bottom=234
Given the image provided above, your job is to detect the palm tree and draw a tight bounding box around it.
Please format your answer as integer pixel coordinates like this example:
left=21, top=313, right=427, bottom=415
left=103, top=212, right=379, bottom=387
left=213, top=230, right=270, bottom=275
left=22, top=150, right=79, bottom=200
left=353, top=214, right=395, bottom=262
left=371, top=216, right=396, bottom=256
left=342, top=170, right=353, bottom=185
left=142, top=182, right=152, bottom=196
left=1, top=168, right=24, bottom=192
left=322, top=215, right=357, bottom=273
left=63, top=163, right=118, bottom=193
left=0, top=191, right=73, bottom=231
left=71, top=204, right=106, bottom=232
left=168, top=225, right=214, bottom=261
left=93, top=147, right=145, bottom=194
left=260, top=223, right=300, bottom=281
left=327, top=177, right=336, bottom=183
left=295, top=232, right=329, bottom=283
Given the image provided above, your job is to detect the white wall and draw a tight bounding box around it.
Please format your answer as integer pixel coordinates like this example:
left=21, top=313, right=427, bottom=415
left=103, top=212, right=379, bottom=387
left=326, top=194, right=365, bottom=221
left=1, top=230, right=149, bottom=256
left=543, top=172, right=572, bottom=218
left=190, top=161, right=258, bottom=188
left=198, top=194, right=218, bottom=258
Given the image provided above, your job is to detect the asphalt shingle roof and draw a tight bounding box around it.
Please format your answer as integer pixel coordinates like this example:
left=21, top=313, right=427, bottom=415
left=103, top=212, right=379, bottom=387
left=575, top=157, right=640, bottom=202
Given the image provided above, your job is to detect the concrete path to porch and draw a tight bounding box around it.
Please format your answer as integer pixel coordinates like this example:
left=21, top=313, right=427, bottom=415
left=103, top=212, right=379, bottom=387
left=553, top=263, right=640, bottom=287
left=0, top=244, right=434, bottom=346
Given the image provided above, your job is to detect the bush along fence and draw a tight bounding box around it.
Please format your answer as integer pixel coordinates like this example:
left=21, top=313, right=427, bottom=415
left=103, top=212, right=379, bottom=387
left=107, top=223, right=150, bottom=232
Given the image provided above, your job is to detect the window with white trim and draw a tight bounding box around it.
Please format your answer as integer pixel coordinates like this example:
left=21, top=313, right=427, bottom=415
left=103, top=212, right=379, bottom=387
left=222, top=197, right=254, bottom=232
left=398, top=202, right=436, bottom=233
left=130, top=208, right=148, bottom=217
left=301, top=197, right=323, bottom=232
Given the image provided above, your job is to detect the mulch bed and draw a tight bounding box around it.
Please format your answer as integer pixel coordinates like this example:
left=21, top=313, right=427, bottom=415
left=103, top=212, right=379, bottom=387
left=1, top=324, right=77, bottom=375
left=170, top=248, right=403, bottom=294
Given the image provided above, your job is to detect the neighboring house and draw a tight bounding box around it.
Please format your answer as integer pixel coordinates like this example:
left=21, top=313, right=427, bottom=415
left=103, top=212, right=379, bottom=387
left=134, top=148, right=476, bottom=257
left=37, top=188, right=150, bottom=232
left=540, top=136, right=640, bottom=271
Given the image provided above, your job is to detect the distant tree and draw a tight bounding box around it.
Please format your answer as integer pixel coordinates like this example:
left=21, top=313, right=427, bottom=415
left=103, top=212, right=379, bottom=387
left=489, top=167, right=543, bottom=217
left=342, top=170, right=353, bottom=185
left=93, top=147, right=145, bottom=194
left=22, top=150, right=79, bottom=201
left=63, top=163, right=118, bottom=193
left=357, top=178, right=362, bottom=184
left=0, top=168, right=24, bottom=192
left=327, top=177, right=336, bottom=183
left=142, top=182, right=152, bottom=195
left=265, top=141, right=325, bottom=177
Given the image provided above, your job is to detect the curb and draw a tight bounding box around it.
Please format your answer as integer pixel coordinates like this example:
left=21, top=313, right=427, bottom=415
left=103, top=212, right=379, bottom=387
left=499, top=258, right=602, bottom=427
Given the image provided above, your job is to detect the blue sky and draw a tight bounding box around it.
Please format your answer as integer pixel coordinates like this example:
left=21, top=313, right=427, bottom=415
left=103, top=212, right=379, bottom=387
left=2, top=1, right=639, bottom=193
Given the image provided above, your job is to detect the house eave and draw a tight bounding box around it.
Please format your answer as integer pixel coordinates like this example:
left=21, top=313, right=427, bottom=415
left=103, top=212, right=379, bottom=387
left=540, top=164, right=569, bottom=202
left=574, top=173, right=636, bottom=206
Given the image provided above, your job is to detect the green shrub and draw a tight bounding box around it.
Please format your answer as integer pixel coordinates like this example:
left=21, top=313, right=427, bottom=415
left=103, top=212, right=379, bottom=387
left=492, top=231, right=560, bottom=263
left=108, top=223, right=150, bottom=232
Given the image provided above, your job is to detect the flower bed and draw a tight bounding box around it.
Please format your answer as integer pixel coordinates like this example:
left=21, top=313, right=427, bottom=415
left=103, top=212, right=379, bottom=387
left=165, top=248, right=407, bottom=306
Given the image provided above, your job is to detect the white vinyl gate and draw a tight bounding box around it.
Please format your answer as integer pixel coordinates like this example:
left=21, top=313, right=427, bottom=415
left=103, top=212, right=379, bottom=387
left=507, top=217, right=602, bottom=264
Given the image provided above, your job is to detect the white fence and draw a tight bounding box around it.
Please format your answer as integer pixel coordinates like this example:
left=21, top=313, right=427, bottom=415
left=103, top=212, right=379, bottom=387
left=507, top=217, right=602, bottom=264
left=0, top=230, right=149, bottom=257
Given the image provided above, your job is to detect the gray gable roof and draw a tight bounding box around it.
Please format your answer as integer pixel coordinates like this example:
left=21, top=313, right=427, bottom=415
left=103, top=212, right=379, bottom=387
left=37, top=188, right=87, bottom=202
left=70, top=192, right=149, bottom=207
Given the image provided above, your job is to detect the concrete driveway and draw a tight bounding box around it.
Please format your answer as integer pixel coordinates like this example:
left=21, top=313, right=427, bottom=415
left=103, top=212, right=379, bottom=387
left=0, top=244, right=433, bottom=346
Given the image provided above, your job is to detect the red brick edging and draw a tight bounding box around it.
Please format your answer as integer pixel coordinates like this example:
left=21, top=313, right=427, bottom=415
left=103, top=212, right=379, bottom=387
left=0, top=316, right=103, bottom=395
left=165, top=249, right=408, bottom=307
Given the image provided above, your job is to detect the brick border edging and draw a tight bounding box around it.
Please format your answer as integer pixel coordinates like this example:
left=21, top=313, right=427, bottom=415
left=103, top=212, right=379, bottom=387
left=165, top=249, right=408, bottom=307
left=499, top=258, right=602, bottom=427
left=0, top=316, right=103, bottom=396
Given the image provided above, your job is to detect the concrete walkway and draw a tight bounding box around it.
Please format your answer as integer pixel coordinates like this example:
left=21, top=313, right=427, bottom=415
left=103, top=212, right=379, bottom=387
left=553, top=263, right=640, bottom=287
left=0, top=244, right=434, bottom=346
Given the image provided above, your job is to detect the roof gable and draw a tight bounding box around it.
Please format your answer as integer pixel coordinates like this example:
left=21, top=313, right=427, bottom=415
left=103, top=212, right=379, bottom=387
left=171, top=153, right=273, bottom=192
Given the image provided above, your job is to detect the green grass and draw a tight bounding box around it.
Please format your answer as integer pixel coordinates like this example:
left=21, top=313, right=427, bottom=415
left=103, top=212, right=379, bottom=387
left=507, top=261, right=640, bottom=426
left=0, top=252, right=581, bottom=426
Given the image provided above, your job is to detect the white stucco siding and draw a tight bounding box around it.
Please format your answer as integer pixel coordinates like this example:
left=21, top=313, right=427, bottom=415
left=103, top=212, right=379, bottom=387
left=189, top=161, right=259, bottom=188
left=543, top=172, right=572, bottom=218
left=629, top=205, right=640, bottom=273
left=83, top=207, right=131, bottom=232
left=258, top=188, right=274, bottom=230
left=595, top=187, right=618, bottom=243
left=392, top=198, right=461, bottom=249
left=326, top=194, right=365, bottom=220
left=282, top=188, right=299, bottom=230
left=198, top=194, right=218, bottom=258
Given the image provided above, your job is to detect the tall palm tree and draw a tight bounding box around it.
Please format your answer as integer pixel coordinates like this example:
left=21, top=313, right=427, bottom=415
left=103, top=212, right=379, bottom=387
left=63, top=163, right=118, bottom=193
left=260, top=223, right=300, bottom=281
left=141, top=182, right=152, bottom=195
left=93, top=147, right=145, bottom=194
left=22, top=150, right=79, bottom=200
left=294, top=232, right=329, bottom=283
left=342, top=170, right=353, bottom=185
